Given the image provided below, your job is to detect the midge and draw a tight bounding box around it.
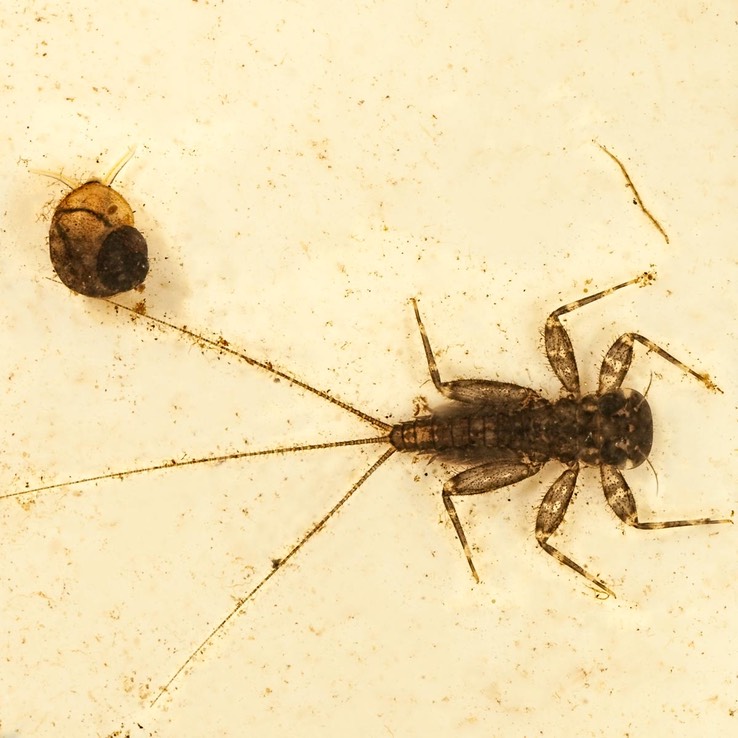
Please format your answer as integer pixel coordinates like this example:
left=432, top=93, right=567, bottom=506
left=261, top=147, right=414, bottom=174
left=5, top=272, right=730, bottom=704
left=33, top=147, right=149, bottom=298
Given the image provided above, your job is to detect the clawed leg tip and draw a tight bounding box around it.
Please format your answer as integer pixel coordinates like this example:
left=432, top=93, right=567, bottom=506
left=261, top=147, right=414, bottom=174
left=594, top=587, right=616, bottom=601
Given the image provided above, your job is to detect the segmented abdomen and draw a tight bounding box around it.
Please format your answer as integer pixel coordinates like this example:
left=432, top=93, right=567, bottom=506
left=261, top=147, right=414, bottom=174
left=389, top=414, right=500, bottom=452
left=389, top=398, right=581, bottom=462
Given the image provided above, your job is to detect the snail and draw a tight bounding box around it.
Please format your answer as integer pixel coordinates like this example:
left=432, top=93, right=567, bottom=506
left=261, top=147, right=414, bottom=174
left=34, top=148, right=149, bottom=298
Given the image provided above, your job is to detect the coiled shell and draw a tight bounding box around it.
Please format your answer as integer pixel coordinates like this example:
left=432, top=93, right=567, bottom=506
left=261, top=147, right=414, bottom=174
left=49, top=180, right=149, bottom=298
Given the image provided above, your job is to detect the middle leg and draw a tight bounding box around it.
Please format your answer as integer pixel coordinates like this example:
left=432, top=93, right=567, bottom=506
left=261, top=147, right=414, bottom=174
left=544, top=272, right=655, bottom=396
left=601, top=465, right=733, bottom=530
left=598, top=332, right=722, bottom=394
left=536, top=464, right=616, bottom=598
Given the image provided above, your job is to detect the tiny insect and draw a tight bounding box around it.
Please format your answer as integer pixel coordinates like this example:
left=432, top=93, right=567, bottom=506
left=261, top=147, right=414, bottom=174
left=33, top=147, right=149, bottom=297
left=5, top=272, right=730, bottom=709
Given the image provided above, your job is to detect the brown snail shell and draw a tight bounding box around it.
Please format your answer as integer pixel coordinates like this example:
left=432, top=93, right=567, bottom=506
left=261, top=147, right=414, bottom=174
left=49, top=180, right=149, bottom=298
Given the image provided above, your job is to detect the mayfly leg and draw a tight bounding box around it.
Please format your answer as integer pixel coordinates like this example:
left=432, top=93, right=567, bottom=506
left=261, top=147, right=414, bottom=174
left=544, top=271, right=655, bottom=394
left=410, top=298, right=545, bottom=582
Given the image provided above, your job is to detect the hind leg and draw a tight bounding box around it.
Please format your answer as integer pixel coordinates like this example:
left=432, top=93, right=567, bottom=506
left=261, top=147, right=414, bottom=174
left=411, top=299, right=542, bottom=407
left=442, top=455, right=543, bottom=582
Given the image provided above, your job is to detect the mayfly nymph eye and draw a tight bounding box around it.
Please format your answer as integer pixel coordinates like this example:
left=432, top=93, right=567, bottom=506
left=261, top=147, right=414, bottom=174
left=597, top=391, right=627, bottom=415
left=600, top=439, right=629, bottom=468
left=49, top=181, right=149, bottom=298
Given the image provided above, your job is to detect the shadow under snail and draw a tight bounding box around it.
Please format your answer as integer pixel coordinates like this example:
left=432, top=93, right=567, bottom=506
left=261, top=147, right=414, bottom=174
left=35, top=147, right=149, bottom=298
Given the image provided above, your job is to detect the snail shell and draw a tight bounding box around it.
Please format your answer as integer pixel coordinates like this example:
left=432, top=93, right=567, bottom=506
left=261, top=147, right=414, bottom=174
left=49, top=180, right=149, bottom=298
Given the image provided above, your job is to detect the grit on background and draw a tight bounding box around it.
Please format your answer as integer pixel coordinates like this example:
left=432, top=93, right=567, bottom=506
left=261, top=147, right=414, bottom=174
left=0, top=2, right=736, bottom=737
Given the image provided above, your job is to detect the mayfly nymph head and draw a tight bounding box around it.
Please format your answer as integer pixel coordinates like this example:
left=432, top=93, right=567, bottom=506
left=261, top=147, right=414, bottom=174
left=577, top=388, right=653, bottom=469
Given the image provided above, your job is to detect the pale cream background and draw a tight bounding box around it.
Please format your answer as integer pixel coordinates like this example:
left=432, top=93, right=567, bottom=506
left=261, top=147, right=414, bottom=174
left=0, top=2, right=736, bottom=737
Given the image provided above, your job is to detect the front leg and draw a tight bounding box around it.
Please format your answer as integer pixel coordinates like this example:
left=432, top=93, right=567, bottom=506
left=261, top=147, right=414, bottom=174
left=536, top=465, right=616, bottom=598
left=598, top=332, right=722, bottom=394
left=601, top=465, right=732, bottom=530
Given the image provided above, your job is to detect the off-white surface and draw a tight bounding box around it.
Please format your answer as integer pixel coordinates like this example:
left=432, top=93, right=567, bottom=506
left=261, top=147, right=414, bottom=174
left=1, top=3, right=736, bottom=737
